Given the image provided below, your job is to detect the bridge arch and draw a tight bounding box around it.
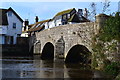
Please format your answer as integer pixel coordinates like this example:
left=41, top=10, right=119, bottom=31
left=55, top=36, right=65, bottom=59
left=29, top=46, right=34, bottom=56
left=41, top=42, right=54, bottom=60
left=65, top=44, right=91, bottom=64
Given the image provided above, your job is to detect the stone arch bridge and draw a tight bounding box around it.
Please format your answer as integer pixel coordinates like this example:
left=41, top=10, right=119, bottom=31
left=29, top=22, right=99, bottom=63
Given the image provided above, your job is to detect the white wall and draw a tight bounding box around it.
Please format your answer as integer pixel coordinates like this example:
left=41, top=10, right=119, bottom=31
left=68, top=22, right=77, bottom=24
left=45, top=22, right=49, bottom=29
left=21, top=33, right=28, bottom=37
left=55, top=19, right=62, bottom=26
left=0, top=35, right=5, bottom=44
left=0, top=25, right=7, bottom=44
left=7, top=11, right=23, bottom=44
left=0, top=25, right=7, bottom=34
left=48, top=20, right=55, bottom=28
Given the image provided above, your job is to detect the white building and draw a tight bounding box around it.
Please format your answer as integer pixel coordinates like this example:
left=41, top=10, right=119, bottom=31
left=27, top=8, right=90, bottom=36
left=45, top=8, right=90, bottom=29
left=0, top=7, right=23, bottom=44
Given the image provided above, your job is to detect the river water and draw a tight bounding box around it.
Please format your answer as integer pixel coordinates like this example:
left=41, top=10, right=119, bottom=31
left=1, top=55, right=113, bottom=79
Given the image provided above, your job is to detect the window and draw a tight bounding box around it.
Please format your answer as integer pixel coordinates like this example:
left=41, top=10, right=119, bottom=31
left=63, top=15, right=66, bottom=20
left=68, top=14, right=70, bottom=19
left=13, top=23, right=16, bottom=29
left=17, top=34, right=21, bottom=37
left=62, top=21, right=67, bottom=25
left=10, top=36, right=13, bottom=44
left=8, top=11, right=12, bottom=16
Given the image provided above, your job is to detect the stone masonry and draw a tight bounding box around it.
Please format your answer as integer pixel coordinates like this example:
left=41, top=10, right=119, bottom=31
left=29, top=22, right=99, bottom=59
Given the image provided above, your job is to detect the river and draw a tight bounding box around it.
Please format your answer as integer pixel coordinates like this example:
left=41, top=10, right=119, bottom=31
left=1, top=55, right=113, bottom=79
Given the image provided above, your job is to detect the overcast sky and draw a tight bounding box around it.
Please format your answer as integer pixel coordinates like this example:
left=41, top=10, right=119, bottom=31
left=0, top=1, right=119, bottom=24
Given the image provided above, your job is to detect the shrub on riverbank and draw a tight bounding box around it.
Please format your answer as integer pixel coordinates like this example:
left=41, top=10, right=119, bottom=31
left=104, top=62, right=120, bottom=76
left=92, top=12, right=120, bottom=78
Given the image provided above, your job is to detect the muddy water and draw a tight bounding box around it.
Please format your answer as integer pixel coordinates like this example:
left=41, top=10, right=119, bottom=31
left=2, top=55, right=113, bottom=79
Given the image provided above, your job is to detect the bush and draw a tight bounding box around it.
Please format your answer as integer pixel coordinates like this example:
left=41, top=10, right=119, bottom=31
left=104, top=62, right=120, bottom=76
left=99, top=12, right=120, bottom=42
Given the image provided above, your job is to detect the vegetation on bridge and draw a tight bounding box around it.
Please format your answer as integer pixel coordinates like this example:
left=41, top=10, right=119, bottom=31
left=98, top=12, right=120, bottom=42
left=92, top=12, right=120, bottom=78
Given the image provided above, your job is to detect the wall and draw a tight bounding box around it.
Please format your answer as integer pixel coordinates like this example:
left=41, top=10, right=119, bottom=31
left=48, top=20, right=55, bottom=28
left=0, top=25, right=8, bottom=44
left=0, top=35, right=5, bottom=44
left=54, top=16, right=62, bottom=26
left=7, top=11, right=23, bottom=44
left=45, top=22, right=49, bottom=29
left=34, top=22, right=98, bottom=59
left=0, top=25, right=7, bottom=34
left=17, top=37, right=29, bottom=45
left=2, top=44, right=30, bottom=56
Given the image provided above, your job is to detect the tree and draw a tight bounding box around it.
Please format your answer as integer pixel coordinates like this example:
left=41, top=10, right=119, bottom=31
left=88, top=2, right=97, bottom=21
left=101, top=0, right=110, bottom=13
left=88, top=0, right=110, bottom=21
left=101, top=12, right=120, bottom=42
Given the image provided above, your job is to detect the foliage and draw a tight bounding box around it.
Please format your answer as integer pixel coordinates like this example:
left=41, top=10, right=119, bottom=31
left=115, top=74, right=120, bottom=80
left=88, top=0, right=110, bottom=21
left=92, top=52, right=98, bottom=68
left=104, top=62, right=120, bottom=76
left=92, top=13, right=120, bottom=70
left=98, top=12, right=120, bottom=42
left=92, top=12, right=120, bottom=78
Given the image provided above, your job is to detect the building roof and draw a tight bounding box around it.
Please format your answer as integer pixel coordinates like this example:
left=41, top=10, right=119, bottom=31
left=28, top=19, right=50, bottom=32
left=54, top=8, right=75, bottom=17
left=35, top=19, right=50, bottom=25
left=0, top=7, right=23, bottom=26
left=68, top=14, right=80, bottom=22
left=96, top=14, right=110, bottom=17
left=0, top=9, right=8, bottom=25
left=81, top=16, right=90, bottom=22
left=7, top=7, right=23, bottom=22
left=68, top=14, right=90, bottom=22
left=28, top=24, right=34, bottom=28
left=28, top=25, right=45, bottom=32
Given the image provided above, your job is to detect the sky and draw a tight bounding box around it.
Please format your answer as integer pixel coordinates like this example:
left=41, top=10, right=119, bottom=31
left=0, top=1, right=119, bottom=24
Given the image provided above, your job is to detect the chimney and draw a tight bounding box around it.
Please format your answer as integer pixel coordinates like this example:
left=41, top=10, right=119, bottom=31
left=78, top=9, right=83, bottom=17
left=35, top=16, right=39, bottom=22
left=83, top=8, right=88, bottom=18
left=24, top=19, right=29, bottom=31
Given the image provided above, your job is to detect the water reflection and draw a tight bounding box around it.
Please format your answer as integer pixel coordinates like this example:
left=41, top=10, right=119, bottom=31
left=2, top=56, right=112, bottom=79
left=64, top=63, right=93, bottom=78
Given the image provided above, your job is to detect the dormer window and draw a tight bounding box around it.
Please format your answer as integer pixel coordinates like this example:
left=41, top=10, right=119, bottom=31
left=63, top=15, right=67, bottom=20
left=8, top=11, right=12, bottom=16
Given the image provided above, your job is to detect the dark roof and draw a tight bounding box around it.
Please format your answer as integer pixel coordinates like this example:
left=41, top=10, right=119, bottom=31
left=80, top=16, right=90, bottom=22
left=0, top=9, right=8, bottom=25
left=29, top=25, right=45, bottom=32
left=68, top=14, right=80, bottom=22
left=68, top=14, right=90, bottom=22
left=28, top=19, right=50, bottom=32
left=0, top=7, right=23, bottom=26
